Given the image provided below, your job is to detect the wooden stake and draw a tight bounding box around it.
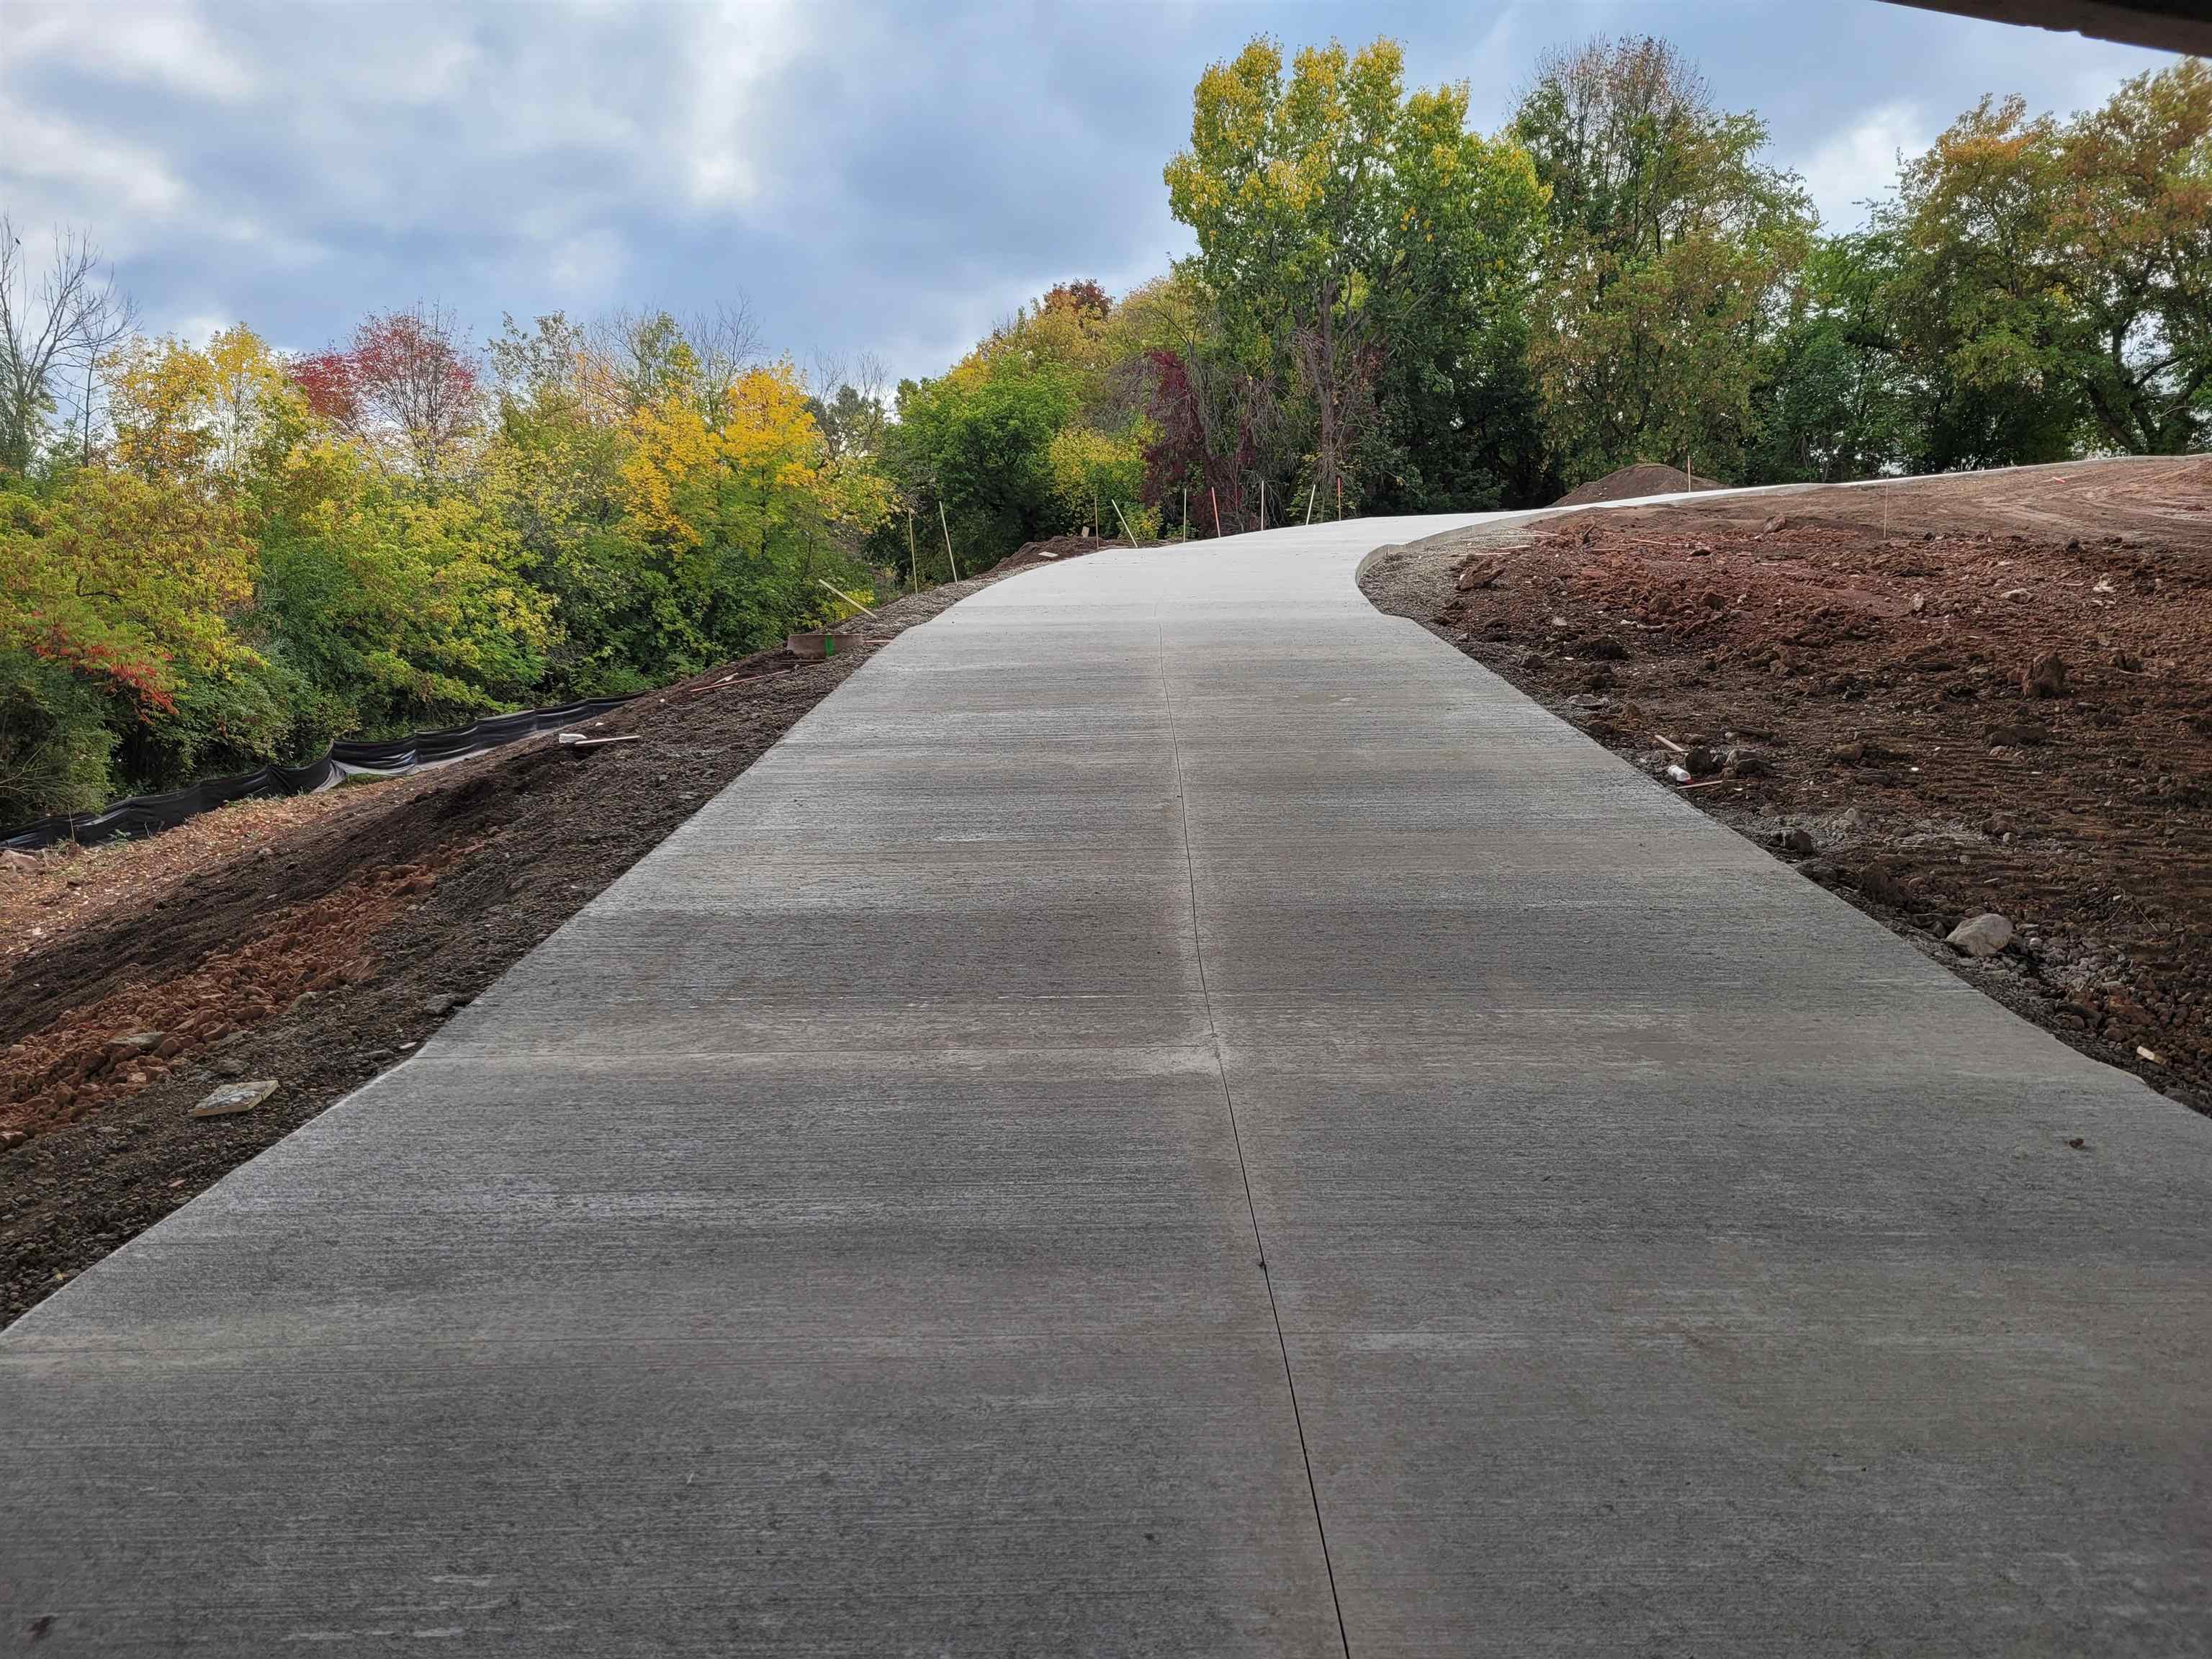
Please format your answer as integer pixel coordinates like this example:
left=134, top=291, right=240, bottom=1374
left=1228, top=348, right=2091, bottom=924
left=817, top=578, right=878, bottom=617
left=906, top=509, right=918, bottom=595
left=1112, top=498, right=1141, bottom=547
left=1304, top=483, right=1316, bottom=525
left=938, top=500, right=960, bottom=581
left=1210, top=486, right=1223, bottom=539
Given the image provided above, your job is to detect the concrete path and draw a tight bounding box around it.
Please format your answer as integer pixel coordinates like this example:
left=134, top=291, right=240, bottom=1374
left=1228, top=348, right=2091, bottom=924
left=5, top=513, right=2209, bottom=1655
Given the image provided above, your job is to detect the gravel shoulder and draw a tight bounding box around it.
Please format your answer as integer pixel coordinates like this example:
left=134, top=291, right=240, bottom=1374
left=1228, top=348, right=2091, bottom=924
left=1362, top=456, right=2212, bottom=1119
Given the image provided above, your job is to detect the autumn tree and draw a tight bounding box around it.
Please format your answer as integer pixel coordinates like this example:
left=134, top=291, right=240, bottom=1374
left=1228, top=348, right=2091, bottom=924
left=0, top=466, right=277, bottom=794
left=612, top=356, right=887, bottom=671
left=106, top=326, right=302, bottom=487
left=1885, top=59, right=2212, bottom=467
left=294, top=304, right=482, bottom=482
left=2056, top=58, right=2212, bottom=454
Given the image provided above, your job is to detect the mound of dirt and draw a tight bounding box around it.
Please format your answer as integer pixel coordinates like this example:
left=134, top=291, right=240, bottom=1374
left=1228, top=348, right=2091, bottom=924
left=1366, top=454, right=2212, bottom=1120
left=1555, top=463, right=1725, bottom=507
left=0, top=547, right=1103, bottom=1329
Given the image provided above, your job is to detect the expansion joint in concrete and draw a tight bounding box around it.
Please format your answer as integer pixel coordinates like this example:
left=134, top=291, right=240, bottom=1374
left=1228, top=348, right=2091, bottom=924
left=1154, top=605, right=1352, bottom=1659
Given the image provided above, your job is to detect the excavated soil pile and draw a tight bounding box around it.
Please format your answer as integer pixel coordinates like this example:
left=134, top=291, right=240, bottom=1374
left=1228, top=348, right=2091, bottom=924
left=1365, top=456, right=2212, bottom=1118
left=1554, top=463, right=1725, bottom=507
left=0, top=554, right=1095, bottom=1328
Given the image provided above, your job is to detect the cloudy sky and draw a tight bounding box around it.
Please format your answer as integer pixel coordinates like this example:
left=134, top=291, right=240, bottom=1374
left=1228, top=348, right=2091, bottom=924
left=1, top=0, right=2178, bottom=384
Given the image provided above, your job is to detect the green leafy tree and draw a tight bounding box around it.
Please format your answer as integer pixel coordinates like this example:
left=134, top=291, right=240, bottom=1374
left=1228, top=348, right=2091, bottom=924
left=253, top=437, right=553, bottom=737
left=884, top=343, right=1079, bottom=570
left=1165, top=36, right=1547, bottom=508
left=2053, top=58, right=2212, bottom=454
left=1747, top=233, right=1915, bottom=482
left=1516, top=36, right=1816, bottom=485
left=1046, top=424, right=1147, bottom=534
left=1881, top=95, right=2083, bottom=470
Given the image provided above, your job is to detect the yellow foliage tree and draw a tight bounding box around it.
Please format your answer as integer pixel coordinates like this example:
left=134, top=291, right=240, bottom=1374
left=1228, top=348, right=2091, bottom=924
left=105, top=326, right=302, bottom=487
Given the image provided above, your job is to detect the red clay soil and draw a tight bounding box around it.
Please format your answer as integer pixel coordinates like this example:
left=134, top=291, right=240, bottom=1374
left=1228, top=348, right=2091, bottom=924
left=1, top=791, right=367, bottom=968
left=0, top=554, right=1096, bottom=1328
left=1554, top=462, right=1725, bottom=507
left=1364, top=455, right=2212, bottom=1119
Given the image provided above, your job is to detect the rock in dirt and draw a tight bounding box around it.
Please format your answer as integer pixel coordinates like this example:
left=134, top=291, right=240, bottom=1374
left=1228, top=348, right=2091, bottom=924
left=102, top=1032, right=165, bottom=1061
left=1684, top=747, right=1722, bottom=778
left=189, top=1079, right=279, bottom=1119
left=2023, top=653, right=2069, bottom=698
left=1725, top=747, right=1771, bottom=778
left=1946, top=913, right=2014, bottom=958
left=1780, top=827, right=1817, bottom=854
left=1455, top=556, right=1506, bottom=592
left=1855, top=863, right=1915, bottom=909
left=213, top=1057, right=247, bottom=1079
left=423, top=993, right=463, bottom=1017
left=1830, top=737, right=1912, bottom=767
left=1985, top=721, right=2050, bottom=748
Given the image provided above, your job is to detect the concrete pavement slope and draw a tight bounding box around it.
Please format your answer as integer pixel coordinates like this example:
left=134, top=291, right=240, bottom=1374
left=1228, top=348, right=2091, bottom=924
left=4, top=507, right=2208, bottom=1655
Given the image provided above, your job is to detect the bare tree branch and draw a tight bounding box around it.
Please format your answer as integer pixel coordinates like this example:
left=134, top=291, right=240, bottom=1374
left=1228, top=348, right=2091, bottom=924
left=0, top=217, right=136, bottom=473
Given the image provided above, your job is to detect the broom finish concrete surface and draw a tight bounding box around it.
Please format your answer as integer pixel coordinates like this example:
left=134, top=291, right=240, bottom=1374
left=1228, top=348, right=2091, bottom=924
left=4, top=503, right=2208, bottom=1655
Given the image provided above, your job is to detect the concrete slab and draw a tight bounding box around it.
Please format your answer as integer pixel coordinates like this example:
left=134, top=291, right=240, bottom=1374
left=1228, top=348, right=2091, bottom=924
left=5, top=505, right=2208, bottom=1653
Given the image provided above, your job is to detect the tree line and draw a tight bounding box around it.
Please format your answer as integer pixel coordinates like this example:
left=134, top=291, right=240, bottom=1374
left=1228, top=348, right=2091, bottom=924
left=4, top=35, right=2207, bottom=823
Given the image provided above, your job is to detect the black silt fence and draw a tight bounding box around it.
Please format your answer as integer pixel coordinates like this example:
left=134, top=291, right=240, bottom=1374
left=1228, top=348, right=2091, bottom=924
left=3, top=697, right=634, bottom=852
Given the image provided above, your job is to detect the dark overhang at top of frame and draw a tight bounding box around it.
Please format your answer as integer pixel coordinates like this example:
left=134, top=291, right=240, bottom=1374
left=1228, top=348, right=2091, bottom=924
left=1880, top=0, right=2212, bottom=55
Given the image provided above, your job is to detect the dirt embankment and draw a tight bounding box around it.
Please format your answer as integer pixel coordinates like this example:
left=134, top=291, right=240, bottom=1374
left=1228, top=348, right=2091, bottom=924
left=1364, top=456, right=2212, bottom=1118
left=0, top=551, right=1095, bottom=1328
left=1554, top=462, right=1725, bottom=507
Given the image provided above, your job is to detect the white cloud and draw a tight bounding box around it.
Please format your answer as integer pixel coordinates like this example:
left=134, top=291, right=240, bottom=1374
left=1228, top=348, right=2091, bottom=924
left=12, top=1, right=256, bottom=103
left=171, top=313, right=233, bottom=347
left=542, top=228, right=626, bottom=300
left=213, top=217, right=327, bottom=270
left=0, top=96, right=192, bottom=225
left=1798, top=102, right=1928, bottom=230
left=673, top=0, right=813, bottom=210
